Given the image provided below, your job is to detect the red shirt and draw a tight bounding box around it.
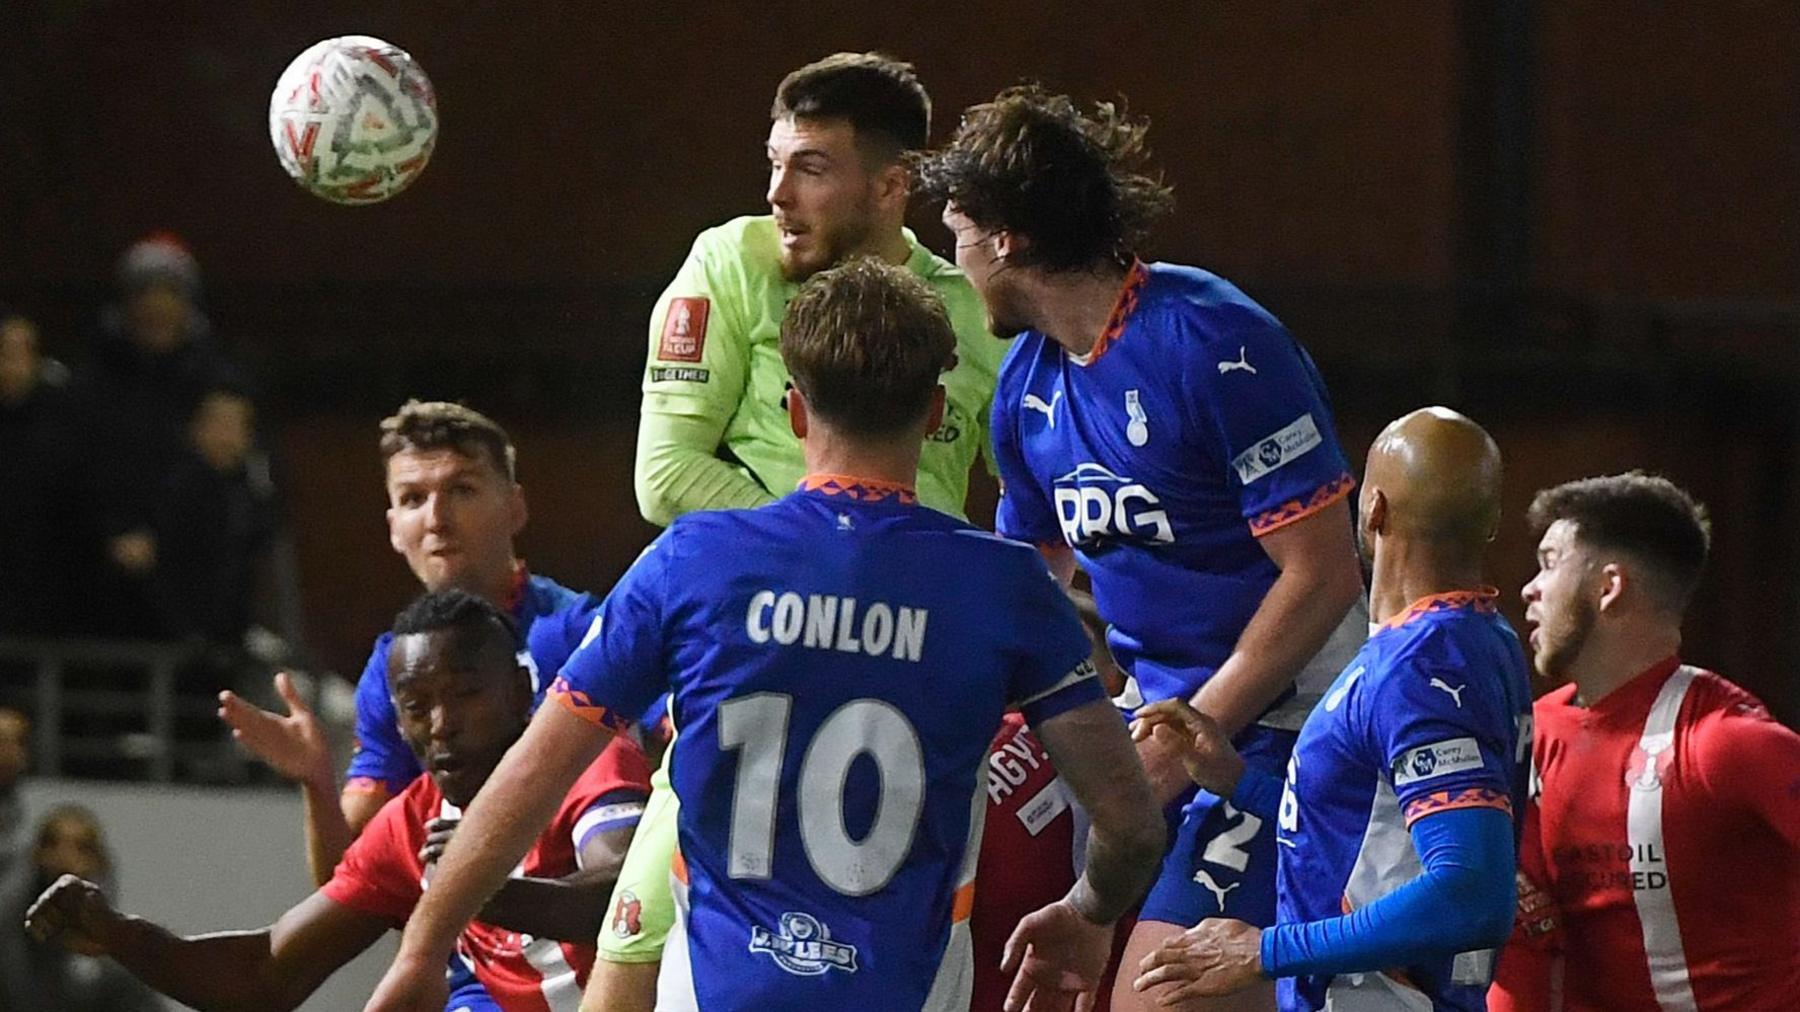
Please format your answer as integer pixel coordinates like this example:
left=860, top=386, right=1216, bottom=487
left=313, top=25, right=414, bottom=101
left=1491, top=659, right=1800, bottom=1011
left=970, top=715, right=1078, bottom=1011
left=323, top=739, right=652, bottom=1012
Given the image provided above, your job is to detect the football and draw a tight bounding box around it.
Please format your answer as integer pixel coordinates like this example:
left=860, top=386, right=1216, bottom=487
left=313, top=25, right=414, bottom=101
left=268, top=35, right=438, bottom=205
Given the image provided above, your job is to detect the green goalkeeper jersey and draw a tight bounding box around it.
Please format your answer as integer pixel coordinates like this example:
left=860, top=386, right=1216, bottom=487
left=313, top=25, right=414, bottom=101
left=633, top=215, right=1006, bottom=524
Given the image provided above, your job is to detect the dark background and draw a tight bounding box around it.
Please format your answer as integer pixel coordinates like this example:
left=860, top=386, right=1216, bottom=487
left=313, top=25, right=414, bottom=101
left=3, top=1, right=1795, bottom=721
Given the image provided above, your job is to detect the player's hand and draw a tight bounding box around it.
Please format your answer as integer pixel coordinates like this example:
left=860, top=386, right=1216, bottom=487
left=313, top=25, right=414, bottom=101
left=1001, top=897, right=1113, bottom=1012
left=1133, top=917, right=1264, bottom=1003
left=24, top=875, right=119, bottom=956
left=363, top=951, right=449, bottom=1012
left=1132, top=699, right=1245, bottom=797
left=219, top=671, right=332, bottom=784
left=419, top=816, right=458, bottom=865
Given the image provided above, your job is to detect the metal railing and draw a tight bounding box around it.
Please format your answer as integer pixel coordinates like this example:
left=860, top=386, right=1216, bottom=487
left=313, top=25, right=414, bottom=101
left=0, top=638, right=200, bottom=782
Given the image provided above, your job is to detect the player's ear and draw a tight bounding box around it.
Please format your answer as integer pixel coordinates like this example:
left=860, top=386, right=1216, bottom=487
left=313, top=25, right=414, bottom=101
left=923, top=385, right=946, bottom=435
left=508, top=483, right=528, bottom=537
left=1363, top=487, right=1387, bottom=539
left=992, top=228, right=1026, bottom=262
left=872, top=160, right=910, bottom=211
left=1597, top=562, right=1627, bottom=613
left=787, top=385, right=810, bottom=440
left=386, top=506, right=405, bottom=555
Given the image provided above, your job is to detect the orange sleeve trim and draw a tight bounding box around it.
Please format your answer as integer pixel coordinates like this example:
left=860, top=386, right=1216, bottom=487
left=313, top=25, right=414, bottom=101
left=671, top=848, right=689, bottom=885
left=951, top=880, right=977, bottom=924
left=550, top=676, right=634, bottom=734
left=342, top=777, right=392, bottom=797
left=1248, top=471, right=1356, bottom=537
left=1402, top=787, right=1512, bottom=827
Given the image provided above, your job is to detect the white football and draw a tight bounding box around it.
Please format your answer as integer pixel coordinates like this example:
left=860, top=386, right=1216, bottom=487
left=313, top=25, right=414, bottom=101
left=269, top=36, right=438, bottom=205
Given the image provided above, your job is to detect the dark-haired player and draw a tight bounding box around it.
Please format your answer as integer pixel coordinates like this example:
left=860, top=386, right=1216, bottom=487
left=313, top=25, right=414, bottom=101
left=1490, top=473, right=1800, bottom=1011
left=218, top=400, right=612, bottom=881
left=919, top=86, right=1367, bottom=1011
left=608, top=53, right=1011, bottom=1009
left=28, top=590, right=651, bottom=1011
left=217, top=401, right=620, bottom=1010
left=367, top=259, right=1162, bottom=1012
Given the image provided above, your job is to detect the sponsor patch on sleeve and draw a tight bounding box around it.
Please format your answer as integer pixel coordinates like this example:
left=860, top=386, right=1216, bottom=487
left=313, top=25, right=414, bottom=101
left=1231, top=412, right=1323, bottom=484
left=1391, top=736, right=1485, bottom=787
left=649, top=366, right=710, bottom=383
left=657, top=297, right=709, bottom=362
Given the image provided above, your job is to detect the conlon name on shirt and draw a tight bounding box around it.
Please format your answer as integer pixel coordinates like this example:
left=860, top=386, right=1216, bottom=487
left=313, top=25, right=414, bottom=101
left=745, top=591, right=927, bottom=662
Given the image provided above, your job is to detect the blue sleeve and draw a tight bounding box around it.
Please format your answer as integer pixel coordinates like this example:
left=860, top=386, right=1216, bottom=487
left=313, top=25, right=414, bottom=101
left=344, top=635, right=420, bottom=794
left=1005, top=547, right=1105, bottom=724
left=1365, top=650, right=1517, bottom=828
left=1229, top=767, right=1284, bottom=822
left=1188, top=307, right=1352, bottom=536
left=552, top=532, right=676, bottom=732
left=1261, top=806, right=1515, bottom=977
left=524, top=589, right=605, bottom=699
left=990, top=359, right=1064, bottom=547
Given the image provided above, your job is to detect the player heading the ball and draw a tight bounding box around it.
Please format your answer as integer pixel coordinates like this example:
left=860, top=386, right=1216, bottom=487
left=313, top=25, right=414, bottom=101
left=363, top=257, right=1164, bottom=1012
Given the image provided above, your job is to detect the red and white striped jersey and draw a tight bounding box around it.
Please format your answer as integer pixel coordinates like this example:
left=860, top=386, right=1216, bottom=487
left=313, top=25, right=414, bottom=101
left=323, top=739, right=652, bottom=1012
left=1490, top=658, right=1800, bottom=1011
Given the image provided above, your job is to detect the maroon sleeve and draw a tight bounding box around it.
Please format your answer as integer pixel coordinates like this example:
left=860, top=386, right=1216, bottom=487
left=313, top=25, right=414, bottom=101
left=320, top=783, right=424, bottom=926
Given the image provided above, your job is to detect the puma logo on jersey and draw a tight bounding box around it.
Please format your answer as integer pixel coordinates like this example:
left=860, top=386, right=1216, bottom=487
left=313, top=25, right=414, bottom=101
left=1217, top=346, right=1257, bottom=375
left=1429, top=678, right=1467, bottom=708
left=1022, top=390, right=1062, bottom=427
left=1192, top=869, right=1241, bottom=911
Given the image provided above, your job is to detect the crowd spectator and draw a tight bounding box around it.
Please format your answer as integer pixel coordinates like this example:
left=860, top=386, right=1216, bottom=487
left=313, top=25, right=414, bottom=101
left=74, top=233, right=257, bottom=640
left=0, top=806, right=159, bottom=1011
left=0, top=309, right=86, bottom=638
left=150, top=385, right=283, bottom=688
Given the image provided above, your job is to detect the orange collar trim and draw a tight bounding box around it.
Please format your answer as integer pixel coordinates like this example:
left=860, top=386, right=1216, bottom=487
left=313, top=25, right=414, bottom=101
left=1081, top=259, right=1149, bottom=364
left=1380, top=587, right=1500, bottom=631
left=799, top=473, right=918, bottom=504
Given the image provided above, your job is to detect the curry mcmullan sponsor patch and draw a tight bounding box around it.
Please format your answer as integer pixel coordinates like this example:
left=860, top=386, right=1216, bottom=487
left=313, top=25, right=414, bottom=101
left=1231, top=412, right=1322, bottom=484
left=1391, top=737, right=1484, bottom=787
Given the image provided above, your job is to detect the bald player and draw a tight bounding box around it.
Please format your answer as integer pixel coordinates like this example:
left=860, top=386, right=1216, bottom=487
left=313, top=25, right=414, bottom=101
left=1131, top=408, right=1532, bottom=1011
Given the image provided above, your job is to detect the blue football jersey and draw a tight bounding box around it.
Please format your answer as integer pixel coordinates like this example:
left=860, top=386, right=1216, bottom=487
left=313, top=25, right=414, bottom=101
left=553, top=478, right=1102, bottom=1011
left=991, top=261, right=1356, bottom=721
left=346, top=571, right=602, bottom=794
left=1275, top=591, right=1532, bottom=1011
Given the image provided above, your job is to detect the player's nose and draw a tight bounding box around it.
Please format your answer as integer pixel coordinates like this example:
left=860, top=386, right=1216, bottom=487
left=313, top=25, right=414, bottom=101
left=766, top=167, right=793, bottom=208
left=422, top=492, right=451, bottom=530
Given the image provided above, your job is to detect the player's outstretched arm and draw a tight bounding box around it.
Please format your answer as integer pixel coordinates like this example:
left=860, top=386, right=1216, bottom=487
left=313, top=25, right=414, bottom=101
left=219, top=671, right=386, bottom=885
left=1003, top=697, right=1163, bottom=1010
left=27, top=874, right=387, bottom=1011
left=219, top=669, right=363, bottom=882
left=1192, top=497, right=1362, bottom=737
left=367, top=700, right=609, bottom=1012
left=1134, top=810, right=1515, bottom=1001
left=419, top=814, right=637, bottom=943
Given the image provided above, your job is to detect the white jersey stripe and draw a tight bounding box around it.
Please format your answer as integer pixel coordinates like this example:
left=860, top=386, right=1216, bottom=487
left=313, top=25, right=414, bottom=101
left=655, top=870, right=699, bottom=1012
left=522, top=936, right=581, bottom=1012
left=1626, top=665, right=1700, bottom=1012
